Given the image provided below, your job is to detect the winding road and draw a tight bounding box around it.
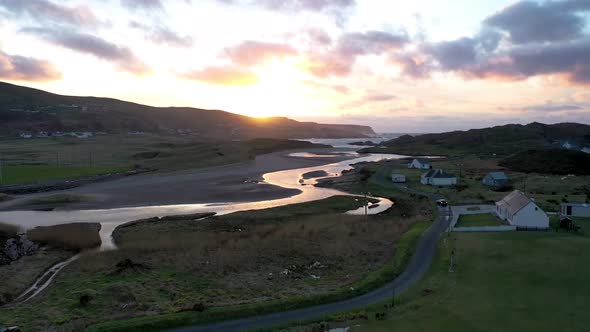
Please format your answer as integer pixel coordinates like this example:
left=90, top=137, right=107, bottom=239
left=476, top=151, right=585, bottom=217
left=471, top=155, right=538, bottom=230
left=169, top=205, right=451, bottom=332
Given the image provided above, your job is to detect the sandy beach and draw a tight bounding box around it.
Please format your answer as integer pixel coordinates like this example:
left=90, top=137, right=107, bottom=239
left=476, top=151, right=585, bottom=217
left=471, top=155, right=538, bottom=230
left=0, top=148, right=358, bottom=211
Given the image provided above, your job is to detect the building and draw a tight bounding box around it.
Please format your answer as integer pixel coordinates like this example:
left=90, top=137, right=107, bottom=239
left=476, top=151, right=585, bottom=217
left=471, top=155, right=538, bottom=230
left=496, top=190, right=549, bottom=229
left=420, top=169, right=457, bottom=186
left=560, top=203, right=590, bottom=218
left=408, top=158, right=431, bottom=169
left=482, top=171, right=510, bottom=188
left=391, top=174, right=406, bottom=183
left=582, top=147, right=590, bottom=154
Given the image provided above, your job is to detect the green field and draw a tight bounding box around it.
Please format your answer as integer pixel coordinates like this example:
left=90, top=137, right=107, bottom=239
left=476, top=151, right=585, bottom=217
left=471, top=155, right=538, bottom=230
left=0, top=195, right=434, bottom=332
left=0, top=136, right=327, bottom=177
left=317, top=226, right=590, bottom=332
left=455, top=213, right=503, bottom=227
left=0, top=165, right=129, bottom=185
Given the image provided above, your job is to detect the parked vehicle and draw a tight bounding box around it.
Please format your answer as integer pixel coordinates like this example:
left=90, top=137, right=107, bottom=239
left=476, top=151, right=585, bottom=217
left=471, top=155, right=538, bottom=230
left=436, top=199, right=448, bottom=207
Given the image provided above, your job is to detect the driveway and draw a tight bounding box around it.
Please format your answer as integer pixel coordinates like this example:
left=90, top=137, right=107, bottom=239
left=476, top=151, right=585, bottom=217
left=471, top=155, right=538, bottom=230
left=168, top=206, right=450, bottom=332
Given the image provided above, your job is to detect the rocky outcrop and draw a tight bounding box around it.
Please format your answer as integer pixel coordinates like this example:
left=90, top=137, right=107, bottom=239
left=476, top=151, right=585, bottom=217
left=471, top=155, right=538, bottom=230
left=0, top=235, right=39, bottom=266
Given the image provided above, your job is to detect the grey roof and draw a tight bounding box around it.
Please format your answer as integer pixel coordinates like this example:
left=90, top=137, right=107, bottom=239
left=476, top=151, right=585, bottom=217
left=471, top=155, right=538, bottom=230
left=423, top=169, right=455, bottom=179
left=415, top=158, right=431, bottom=164
left=486, top=172, right=508, bottom=180
left=496, top=190, right=531, bottom=215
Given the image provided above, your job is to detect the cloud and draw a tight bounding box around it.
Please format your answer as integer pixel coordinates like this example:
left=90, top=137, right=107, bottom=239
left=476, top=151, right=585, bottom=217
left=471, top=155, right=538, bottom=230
left=304, top=53, right=355, bottom=78
left=305, top=30, right=409, bottom=78
left=305, top=28, right=333, bottom=46
left=424, top=37, right=477, bottom=71
left=341, top=92, right=398, bottom=109
left=219, top=0, right=354, bottom=12
left=522, top=104, right=583, bottom=112
left=224, top=41, right=297, bottom=66
left=337, top=30, right=408, bottom=56
left=390, top=2, right=590, bottom=86
left=364, top=93, right=397, bottom=102
left=302, top=81, right=349, bottom=94
left=389, top=53, right=431, bottom=79
left=498, top=102, right=586, bottom=112
left=181, top=66, right=258, bottom=85
left=0, top=0, right=103, bottom=27
left=465, top=38, right=590, bottom=84
left=261, top=0, right=354, bottom=11
left=23, top=28, right=149, bottom=75
left=0, top=50, right=61, bottom=81
left=130, top=21, right=192, bottom=47
left=484, top=0, right=590, bottom=44
left=121, top=0, right=163, bottom=9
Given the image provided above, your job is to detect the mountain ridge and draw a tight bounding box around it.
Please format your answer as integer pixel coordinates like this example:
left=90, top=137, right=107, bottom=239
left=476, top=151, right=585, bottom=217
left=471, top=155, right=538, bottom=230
left=0, top=82, right=376, bottom=140
left=362, top=122, right=590, bottom=156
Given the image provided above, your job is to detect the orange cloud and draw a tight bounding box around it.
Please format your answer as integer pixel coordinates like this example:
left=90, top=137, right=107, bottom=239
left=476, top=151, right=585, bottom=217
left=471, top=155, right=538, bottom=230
left=0, top=51, right=62, bottom=81
left=224, top=41, right=297, bottom=66
left=181, top=66, right=258, bottom=86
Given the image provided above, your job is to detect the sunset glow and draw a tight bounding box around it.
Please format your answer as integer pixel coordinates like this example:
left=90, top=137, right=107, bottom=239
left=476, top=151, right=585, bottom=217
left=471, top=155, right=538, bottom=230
left=0, top=0, right=589, bottom=132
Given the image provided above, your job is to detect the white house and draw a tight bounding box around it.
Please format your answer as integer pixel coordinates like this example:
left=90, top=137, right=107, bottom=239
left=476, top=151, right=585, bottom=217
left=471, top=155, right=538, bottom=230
left=420, top=169, right=457, bottom=186
left=408, top=158, right=431, bottom=169
left=482, top=171, right=509, bottom=188
left=560, top=203, right=590, bottom=218
left=391, top=174, right=406, bottom=183
left=496, top=190, right=549, bottom=229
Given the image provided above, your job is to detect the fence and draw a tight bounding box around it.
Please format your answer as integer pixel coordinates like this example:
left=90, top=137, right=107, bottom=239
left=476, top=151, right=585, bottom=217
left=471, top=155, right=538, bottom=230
left=453, top=225, right=517, bottom=232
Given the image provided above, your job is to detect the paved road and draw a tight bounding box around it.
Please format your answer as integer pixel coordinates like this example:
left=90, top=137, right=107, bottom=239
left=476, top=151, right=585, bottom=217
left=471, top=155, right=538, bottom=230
left=169, top=206, right=450, bottom=332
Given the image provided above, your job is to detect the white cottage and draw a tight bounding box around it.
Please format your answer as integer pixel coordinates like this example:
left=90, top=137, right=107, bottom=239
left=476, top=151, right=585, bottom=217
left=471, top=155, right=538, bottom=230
left=560, top=203, right=590, bottom=217
left=496, top=190, right=549, bottom=229
left=408, top=158, right=431, bottom=169
left=391, top=174, right=406, bottom=183
left=420, top=169, right=457, bottom=186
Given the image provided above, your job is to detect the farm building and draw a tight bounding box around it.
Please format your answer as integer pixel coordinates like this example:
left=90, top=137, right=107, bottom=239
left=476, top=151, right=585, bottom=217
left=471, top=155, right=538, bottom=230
left=482, top=171, right=509, bottom=188
left=496, top=190, right=549, bottom=229
left=408, top=158, right=431, bottom=170
left=560, top=203, right=590, bottom=218
left=391, top=174, right=406, bottom=183
left=420, top=169, right=457, bottom=186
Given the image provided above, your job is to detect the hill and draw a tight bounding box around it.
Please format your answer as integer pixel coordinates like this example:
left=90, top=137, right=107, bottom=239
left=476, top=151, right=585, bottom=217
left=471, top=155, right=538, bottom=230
left=499, top=149, right=590, bottom=175
left=362, top=122, right=590, bottom=156
left=0, top=82, right=375, bottom=140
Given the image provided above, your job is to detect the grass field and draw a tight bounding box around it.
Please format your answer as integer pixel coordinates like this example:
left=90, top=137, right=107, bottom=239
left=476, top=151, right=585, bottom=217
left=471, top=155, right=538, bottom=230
left=455, top=214, right=503, bottom=227
left=0, top=195, right=434, bottom=332
left=0, top=136, right=327, bottom=178
left=304, top=222, right=590, bottom=332
left=0, top=165, right=129, bottom=185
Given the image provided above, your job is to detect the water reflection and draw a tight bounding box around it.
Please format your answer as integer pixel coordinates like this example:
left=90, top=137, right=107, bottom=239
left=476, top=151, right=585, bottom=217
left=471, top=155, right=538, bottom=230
left=0, top=153, right=407, bottom=250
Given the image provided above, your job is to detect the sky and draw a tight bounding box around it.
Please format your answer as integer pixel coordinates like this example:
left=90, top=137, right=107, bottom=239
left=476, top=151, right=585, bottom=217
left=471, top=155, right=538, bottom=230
left=0, top=0, right=589, bottom=133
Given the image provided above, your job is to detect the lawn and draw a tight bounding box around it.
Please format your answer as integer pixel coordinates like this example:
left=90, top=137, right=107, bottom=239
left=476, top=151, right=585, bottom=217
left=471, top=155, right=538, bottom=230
left=0, top=165, right=129, bottom=185
left=0, top=195, right=434, bottom=332
left=315, top=230, right=590, bottom=332
left=455, top=213, right=502, bottom=227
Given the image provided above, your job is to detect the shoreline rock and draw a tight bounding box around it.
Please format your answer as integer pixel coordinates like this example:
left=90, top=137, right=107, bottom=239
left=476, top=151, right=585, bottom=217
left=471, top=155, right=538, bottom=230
left=0, top=234, right=39, bottom=266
